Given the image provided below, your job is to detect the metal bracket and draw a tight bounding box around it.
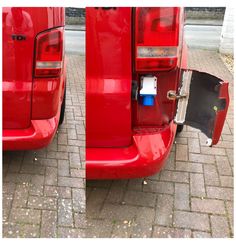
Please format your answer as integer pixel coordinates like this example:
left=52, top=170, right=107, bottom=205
left=140, top=76, right=157, bottom=96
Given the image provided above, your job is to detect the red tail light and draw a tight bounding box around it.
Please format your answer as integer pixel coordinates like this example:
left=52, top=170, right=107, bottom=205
left=34, top=27, right=64, bottom=77
left=135, top=7, right=180, bottom=71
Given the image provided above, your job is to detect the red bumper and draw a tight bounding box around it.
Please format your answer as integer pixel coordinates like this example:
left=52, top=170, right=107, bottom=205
left=3, top=110, right=59, bottom=151
left=86, top=121, right=177, bottom=179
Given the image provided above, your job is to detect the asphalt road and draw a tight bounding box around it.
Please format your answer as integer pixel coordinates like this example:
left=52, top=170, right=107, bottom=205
left=65, top=30, right=85, bottom=55
left=184, top=24, right=222, bottom=50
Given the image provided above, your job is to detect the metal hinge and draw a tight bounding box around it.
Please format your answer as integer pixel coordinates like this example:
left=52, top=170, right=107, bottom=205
left=174, top=70, right=192, bottom=124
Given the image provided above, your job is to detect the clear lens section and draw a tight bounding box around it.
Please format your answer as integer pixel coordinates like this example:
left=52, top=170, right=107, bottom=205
left=36, top=61, right=62, bottom=69
left=137, top=46, right=177, bottom=58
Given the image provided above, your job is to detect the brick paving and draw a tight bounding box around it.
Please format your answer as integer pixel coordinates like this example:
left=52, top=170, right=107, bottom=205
left=3, top=55, right=85, bottom=238
left=86, top=49, right=234, bottom=238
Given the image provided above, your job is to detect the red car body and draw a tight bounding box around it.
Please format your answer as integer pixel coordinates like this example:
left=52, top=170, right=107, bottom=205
left=86, top=7, right=229, bottom=179
left=2, top=7, right=66, bottom=150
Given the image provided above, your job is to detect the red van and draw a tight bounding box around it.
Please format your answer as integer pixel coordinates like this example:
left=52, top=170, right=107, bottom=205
left=86, top=7, right=229, bottom=179
left=2, top=7, right=66, bottom=150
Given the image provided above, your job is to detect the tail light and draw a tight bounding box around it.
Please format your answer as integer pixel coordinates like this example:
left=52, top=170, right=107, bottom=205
left=135, top=7, right=180, bottom=71
left=34, top=27, right=64, bottom=77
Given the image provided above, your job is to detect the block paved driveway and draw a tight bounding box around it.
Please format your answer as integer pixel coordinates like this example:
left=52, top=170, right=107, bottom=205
left=86, top=49, right=234, bottom=238
left=3, top=55, right=86, bottom=238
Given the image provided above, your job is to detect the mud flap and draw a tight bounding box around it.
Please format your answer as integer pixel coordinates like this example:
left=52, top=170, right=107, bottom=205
left=174, top=70, right=229, bottom=146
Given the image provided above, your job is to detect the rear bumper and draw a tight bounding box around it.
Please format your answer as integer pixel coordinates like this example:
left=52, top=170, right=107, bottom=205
left=3, top=110, right=59, bottom=151
left=86, top=121, right=177, bottom=179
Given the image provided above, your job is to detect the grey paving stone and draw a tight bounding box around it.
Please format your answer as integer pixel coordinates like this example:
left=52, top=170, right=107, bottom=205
left=210, top=215, right=230, bottom=238
left=153, top=226, right=191, bottom=238
left=190, top=173, right=206, bottom=197
left=155, top=194, right=173, bottom=226
left=174, top=211, right=210, bottom=231
left=191, top=198, right=226, bottom=215
left=174, top=183, right=190, bottom=210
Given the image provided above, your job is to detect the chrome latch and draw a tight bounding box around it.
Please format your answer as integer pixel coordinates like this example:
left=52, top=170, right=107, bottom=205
left=167, top=90, right=188, bottom=100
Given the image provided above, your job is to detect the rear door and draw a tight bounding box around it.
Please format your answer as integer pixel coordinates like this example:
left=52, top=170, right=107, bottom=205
left=86, top=7, right=132, bottom=147
left=174, top=70, right=229, bottom=146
